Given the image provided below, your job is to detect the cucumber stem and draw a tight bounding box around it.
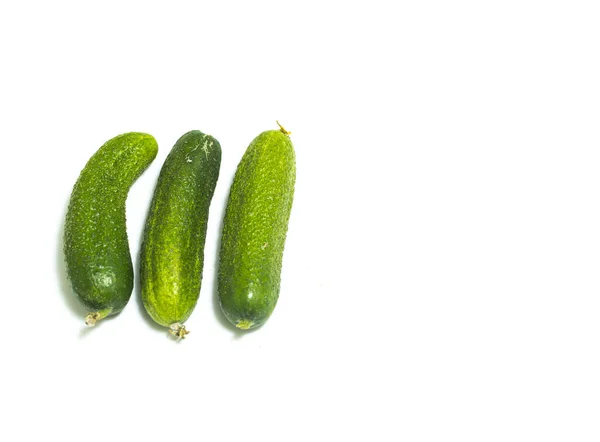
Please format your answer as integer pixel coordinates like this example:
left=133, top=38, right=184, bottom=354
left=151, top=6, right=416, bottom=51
left=276, top=120, right=291, bottom=135
left=169, top=323, right=190, bottom=341
left=236, top=319, right=254, bottom=330
left=84, top=308, right=112, bottom=326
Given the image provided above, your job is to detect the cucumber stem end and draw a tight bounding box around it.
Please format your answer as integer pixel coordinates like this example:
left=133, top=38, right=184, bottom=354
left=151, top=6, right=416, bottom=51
left=276, top=120, right=291, bottom=135
left=84, top=308, right=112, bottom=327
left=169, top=323, right=189, bottom=341
left=236, top=319, right=254, bottom=330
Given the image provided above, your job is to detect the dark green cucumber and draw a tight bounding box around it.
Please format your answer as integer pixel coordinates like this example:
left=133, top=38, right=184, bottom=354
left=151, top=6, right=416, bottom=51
left=140, top=130, right=221, bottom=339
left=64, top=132, right=158, bottom=326
left=218, top=123, right=296, bottom=330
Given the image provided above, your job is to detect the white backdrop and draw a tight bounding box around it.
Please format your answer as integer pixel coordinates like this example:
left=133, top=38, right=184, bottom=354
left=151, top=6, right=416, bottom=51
left=0, top=1, right=599, bottom=440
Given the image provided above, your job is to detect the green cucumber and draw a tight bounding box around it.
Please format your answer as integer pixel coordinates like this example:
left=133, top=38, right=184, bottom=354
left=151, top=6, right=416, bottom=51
left=64, top=132, right=158, bottom=326
left=140, top=130, right=221, bottom=339
left=218, top=123, right=296, bottom=330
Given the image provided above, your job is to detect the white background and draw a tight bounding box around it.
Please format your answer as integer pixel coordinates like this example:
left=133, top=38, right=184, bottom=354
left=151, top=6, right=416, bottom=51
left=0, top=0, right=599, bottom=440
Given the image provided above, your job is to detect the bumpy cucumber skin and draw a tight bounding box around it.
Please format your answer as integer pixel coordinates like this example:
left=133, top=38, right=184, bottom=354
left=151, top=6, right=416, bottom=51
left=140, top=131, right=221, bottom=328
left=218, top=129, right=296, bottom=330
left=64, top=133, right=158, bottom=318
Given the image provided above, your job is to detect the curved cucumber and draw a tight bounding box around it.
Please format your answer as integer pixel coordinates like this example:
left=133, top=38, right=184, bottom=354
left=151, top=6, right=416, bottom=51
left=140, top=130, right=221, bottom=339
left=64, top=132, right=158, bottom=325
left=218, top=124, right=296, bottom=330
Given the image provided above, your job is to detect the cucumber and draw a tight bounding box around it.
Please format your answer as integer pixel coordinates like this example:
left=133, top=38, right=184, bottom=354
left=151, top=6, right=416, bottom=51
left=64, top=132, right=158, bottom=326
left=140, top=130, right=221, bottom=339
left=218, top=123, right=296, bottom=330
